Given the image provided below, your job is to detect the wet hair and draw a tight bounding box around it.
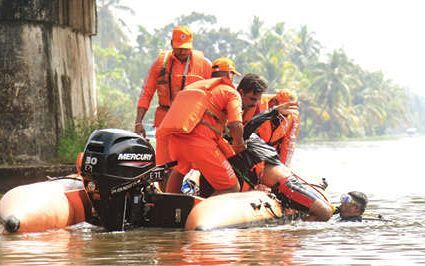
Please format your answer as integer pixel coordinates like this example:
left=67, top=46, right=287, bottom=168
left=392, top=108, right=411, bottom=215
left=237, top=73, right=268, bottom=95
left=348, top=191, right=368, bottom=213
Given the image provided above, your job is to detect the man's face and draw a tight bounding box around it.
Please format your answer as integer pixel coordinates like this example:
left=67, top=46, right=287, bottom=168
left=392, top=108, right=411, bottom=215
left=339, top=195, right=363, bottom=218
left=339, top=203, right=362, bottom=218
left=239, top=90, right=262, bottom=110
left=173, top=48, right=191, bottom=62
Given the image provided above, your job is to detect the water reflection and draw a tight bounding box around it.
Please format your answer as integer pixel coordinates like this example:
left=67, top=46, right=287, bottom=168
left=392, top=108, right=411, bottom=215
left=0, top=224, right=93, bottom=265
left=178, top=229, right=299, bottom=265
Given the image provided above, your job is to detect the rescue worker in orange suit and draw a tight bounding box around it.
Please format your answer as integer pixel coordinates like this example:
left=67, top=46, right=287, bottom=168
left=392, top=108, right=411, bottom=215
left=255, top=89, right=300, bottom=166
left=134, top=25, right=212, bottom=165
left=160, top=58, right=248, bottom=195
left=229, top=84, right=334, bottom=221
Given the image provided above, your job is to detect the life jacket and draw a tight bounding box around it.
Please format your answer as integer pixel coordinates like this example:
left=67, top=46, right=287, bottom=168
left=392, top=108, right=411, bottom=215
left=257, top=113, right=300, bottom=166
left=242, top=106, right=258, bottom=125
left=153, top=50, right=209, bottom=126
left=156, top=50, right=208, bottom=107
left=156, top=78, right=230, bottom=138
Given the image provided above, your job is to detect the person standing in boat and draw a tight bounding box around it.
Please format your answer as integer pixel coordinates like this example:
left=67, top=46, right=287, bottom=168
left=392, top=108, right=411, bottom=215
left=134, top=25, right=212, bottom=166
left=159, top=58, right=254, bottom=195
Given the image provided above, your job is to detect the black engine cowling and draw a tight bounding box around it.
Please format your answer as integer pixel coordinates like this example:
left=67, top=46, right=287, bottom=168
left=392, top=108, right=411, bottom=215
left=80, top=128, right=156, bottom=231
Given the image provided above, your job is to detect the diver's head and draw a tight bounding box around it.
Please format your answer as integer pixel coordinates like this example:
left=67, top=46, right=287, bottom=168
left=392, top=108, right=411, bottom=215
left=338, top=191, right=368, bottom=219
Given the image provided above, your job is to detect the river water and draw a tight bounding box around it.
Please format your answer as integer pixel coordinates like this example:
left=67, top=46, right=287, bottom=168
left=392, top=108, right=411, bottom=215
left=1, top=136, right=424, bottom=265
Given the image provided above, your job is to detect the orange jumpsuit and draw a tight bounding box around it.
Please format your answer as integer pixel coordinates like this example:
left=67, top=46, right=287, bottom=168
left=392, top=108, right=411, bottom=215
left=168, top=79, right=242, bottom=191
left=137, top=50, right=211, bottom=165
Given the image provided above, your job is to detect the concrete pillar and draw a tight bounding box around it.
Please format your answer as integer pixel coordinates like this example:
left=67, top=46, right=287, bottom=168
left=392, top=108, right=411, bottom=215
left=0, top=0, right=97, bottom=164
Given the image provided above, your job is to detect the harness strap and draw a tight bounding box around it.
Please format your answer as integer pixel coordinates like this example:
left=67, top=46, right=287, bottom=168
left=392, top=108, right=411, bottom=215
left=180, top=55, right=191, bottom=90
left=205, top=109, right=220, bottom=121
left=158, top=104, right=170, bottom=109
left=168, top=59, right=174, bottom=103
left=167, top=53, right=191, bottom=102
left=199, top=119, right=222, bottom=135
left=162, top=51, right=170, bottom=71
left=199, top=104, right=227, bottom=136
left=158, top=51, right=170, bottom=78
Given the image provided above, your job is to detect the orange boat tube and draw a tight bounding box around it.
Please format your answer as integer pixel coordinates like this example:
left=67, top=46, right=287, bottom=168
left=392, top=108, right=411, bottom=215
left=0, top=176, right=92, bottom=233
left=185, top=190, right=284, bottom=230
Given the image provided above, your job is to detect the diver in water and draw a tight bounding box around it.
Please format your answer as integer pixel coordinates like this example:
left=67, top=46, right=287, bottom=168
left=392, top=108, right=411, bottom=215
left=333, top=191, right=368, bottom=222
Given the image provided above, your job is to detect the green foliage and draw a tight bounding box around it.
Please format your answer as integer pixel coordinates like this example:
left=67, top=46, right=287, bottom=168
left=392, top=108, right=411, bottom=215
left=94, top=45, right=137, bottom=129
left=93, top=3, right=425, bottom=140
left=94, top=0, right=134, bottom=49
left=56, top=108, right=120, bottom=163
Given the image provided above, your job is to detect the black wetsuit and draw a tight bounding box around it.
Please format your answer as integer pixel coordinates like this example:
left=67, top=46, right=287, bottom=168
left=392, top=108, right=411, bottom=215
left=333, top=207, right=363, bottom=222
left=337, top=216, right=363, bottom=222
left=228, top=107, right=321, bottom=213
left=243, top=106, right=282, bottom=140
left=228, top=107, right=283, bottom=188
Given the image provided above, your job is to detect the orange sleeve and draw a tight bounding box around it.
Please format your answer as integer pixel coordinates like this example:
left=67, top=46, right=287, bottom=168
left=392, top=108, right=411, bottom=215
left=137, top=56, right=161, bottom=109
left=225, top=88, right=242, bottom=123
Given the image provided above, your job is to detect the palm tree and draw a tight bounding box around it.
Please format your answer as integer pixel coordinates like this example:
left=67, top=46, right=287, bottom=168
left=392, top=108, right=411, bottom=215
left=306, top=49, right=359, bottom=138
left=249, top=16, right=265, bottom=40
left=95, top=0, right=134, bottom=49
left=380, top=83, right=409, bottom=133
left=196, top=27, right=249, bottom=62
left=243, top=20, right=301, bottom=91
left=350, top=70, right=388, bottom=135
left=290, top=25, right=321, bottom=71
left=407, top=94, right=425, bottom=131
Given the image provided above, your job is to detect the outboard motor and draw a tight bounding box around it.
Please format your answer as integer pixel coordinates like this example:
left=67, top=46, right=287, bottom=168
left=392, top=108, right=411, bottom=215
left=80, top=129, right=156, bottom=231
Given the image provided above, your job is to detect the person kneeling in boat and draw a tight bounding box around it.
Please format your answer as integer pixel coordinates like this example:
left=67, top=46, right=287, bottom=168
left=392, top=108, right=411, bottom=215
left=230, top=88, right=334, bottom=221
left=158, top=57, right=246, bottom=196
left=333, top=191, right=368, bottom=222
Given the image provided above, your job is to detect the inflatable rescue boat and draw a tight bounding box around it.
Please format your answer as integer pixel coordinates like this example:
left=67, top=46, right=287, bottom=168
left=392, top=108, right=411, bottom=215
left=79, top=129, right=301, bottom=231
left=185, top=190, right=283, bottom=230
left=1, top=129, right=327, bottom=233
left=0, top=175, right=92, bottom=233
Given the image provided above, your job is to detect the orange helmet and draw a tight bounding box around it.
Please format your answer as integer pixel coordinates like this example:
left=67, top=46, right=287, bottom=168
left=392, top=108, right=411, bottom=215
left=172, top=26, right=193, bottom=49
left=211, top=57, right=241, bottom=76
left=274, top=89, right=298, bottom=104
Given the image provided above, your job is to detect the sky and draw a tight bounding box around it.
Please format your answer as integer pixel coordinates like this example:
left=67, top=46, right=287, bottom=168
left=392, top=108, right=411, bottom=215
left=121, top=0, right=425, bottom=97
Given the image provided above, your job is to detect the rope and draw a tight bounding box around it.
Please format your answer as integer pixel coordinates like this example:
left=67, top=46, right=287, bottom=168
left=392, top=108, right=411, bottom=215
left=290, top=172, right=330, bottom=203
left=263, top=201, right=281, bottom=219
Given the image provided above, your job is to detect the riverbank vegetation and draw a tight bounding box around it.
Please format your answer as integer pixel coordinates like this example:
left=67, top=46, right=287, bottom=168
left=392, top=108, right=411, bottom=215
left=58, top=1, right=425, bottom=162
left=56, top=107, right=122, bottom=163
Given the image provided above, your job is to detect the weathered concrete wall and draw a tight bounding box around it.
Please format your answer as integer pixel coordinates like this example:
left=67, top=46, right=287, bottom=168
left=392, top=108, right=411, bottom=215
left=0, top=0, right=97, bottom=164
